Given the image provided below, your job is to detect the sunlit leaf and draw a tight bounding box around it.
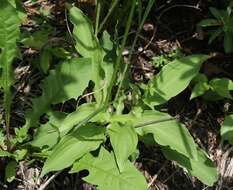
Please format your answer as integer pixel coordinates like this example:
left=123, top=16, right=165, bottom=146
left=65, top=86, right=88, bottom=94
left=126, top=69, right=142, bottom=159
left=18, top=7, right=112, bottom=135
left=41, top=124, right=105, bottom=176
left=20, top=58, right=92, bottom=139
left=209, top=78, right=233, bottom=99
left=144, top=55, right=209, bottom=106
left=68, top=4, right=103, bottom=104
left=70, top=147, right=147, bottom=190
left=111, top=110, right=198, bottom=160
left=162, top=147, right=218, bottom=186
left=108, top=123, right=138, bottom=172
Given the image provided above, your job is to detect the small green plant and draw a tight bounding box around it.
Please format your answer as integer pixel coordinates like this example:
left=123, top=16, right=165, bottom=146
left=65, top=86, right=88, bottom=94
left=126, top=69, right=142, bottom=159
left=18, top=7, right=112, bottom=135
left=151, top=49, right=183, bottom=68
left=30, top=4, right=217, bottom=187
left=190, top=74, right=233, bottom=100
left=198, top=5, right=233, bottom=53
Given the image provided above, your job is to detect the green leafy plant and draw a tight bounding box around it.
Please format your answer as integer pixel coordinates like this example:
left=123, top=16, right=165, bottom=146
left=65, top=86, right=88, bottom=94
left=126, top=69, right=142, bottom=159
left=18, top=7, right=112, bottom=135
left=0, top=0, right=20, bottom=144
left=190, top=74, right=233, bottom=100
left=198, top=5, right=233, bottom=53
left=24, top=4, right=218, bottom=188
left=151, top=49, right=183, bottom=68
left=0, top=1, right=221, bottom=188
left=143, top=54, right=209, bottom=107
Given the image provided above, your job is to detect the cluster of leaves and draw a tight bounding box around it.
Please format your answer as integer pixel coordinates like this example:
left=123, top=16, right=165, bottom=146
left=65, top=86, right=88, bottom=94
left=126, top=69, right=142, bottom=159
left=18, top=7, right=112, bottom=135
left=198, top=2, right=233, bottom=53
left=1, top=0, right=233, bottom=189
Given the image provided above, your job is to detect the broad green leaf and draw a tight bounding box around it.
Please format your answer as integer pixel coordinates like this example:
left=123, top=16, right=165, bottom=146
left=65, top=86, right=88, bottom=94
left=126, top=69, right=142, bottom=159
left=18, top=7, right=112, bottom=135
left=21, top=58, right=92, bottom=138
left=198, top=19, right=220, bottom=27
left=221, top=114, right=233, bottom=144
left=162, top=147, right=218, bottom=186
left=190, top=82, right=210, bottom=99
left=144, top=55, right=209, bottom=106
left=30, top=103, right=98, bottom=148
left=68, top=5, right=103, bottom=104
left=5, top=160, right=17, bottom=183
left=0, top=0, right=20, bottom=128
left=111, top=110, right=198, bottom=160
left=29, top=112, right=67, bottom=149
left=191, top=73, right=208, bottom=83
left=100, top=31, right=115, bottom=101
left=108, top=123, right=138, bottom=172
left=8, top=0, right=27, bottom=22
left=70, top=147, right=147, bottom=190
left=59, top=103, right=97, bottom=136
left=41, top=124, right=105, bottom=176
left=209, top=78, right=233, bottom=99
left=30, top=103, right=107, bottom=148
left=68, top=5, right=98, bottom=58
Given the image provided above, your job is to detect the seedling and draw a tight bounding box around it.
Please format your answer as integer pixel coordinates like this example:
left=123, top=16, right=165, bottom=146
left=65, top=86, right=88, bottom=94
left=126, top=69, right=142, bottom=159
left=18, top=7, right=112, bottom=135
left=198, top=5, right=233, bottom=53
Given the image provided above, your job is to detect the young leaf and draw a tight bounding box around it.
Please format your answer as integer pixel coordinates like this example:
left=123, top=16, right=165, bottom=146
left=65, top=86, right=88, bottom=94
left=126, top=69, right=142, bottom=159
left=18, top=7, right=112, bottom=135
left=162, top=147, right=218, bottom=186
left=221, top=114, right=233, bottom=144
left=144, top=55, right=209, bottom=106
left=68, top=5, right=98, bottom=58
left=100, top=31, right=115, bottom=101
left=190, top=82, right=210, bottom=99
left=136, top=111, right=198, bottom=160
left=108, top=123, right=138, bottom=172
left=59, top=103, right=97, bottom=136
left=21, top=58, right=92, bottom=138
left=111, top=110, right=198, bottom=160
left=0, top=0, right=20, bottom=130
left=68, top=5, right=103, bottom=104
left=30, top=103, right=99, bottom=148
left=70, top=147, right=147, bottom=190
left=209, top=78, right=233, bottom=99
left=41, top=124, right=105, bottom=176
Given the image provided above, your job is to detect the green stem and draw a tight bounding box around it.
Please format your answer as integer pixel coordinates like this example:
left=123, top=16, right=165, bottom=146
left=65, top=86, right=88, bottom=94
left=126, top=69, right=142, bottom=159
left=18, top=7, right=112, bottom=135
left=134, top=117, right=176, bottom=128
left=98, top=0, right=120, bottom=33
left=95, top=0, right=101, bottom=36
left=115, top=0, right=155, bottom=100
left=104, top=0, right=136, bottom=108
